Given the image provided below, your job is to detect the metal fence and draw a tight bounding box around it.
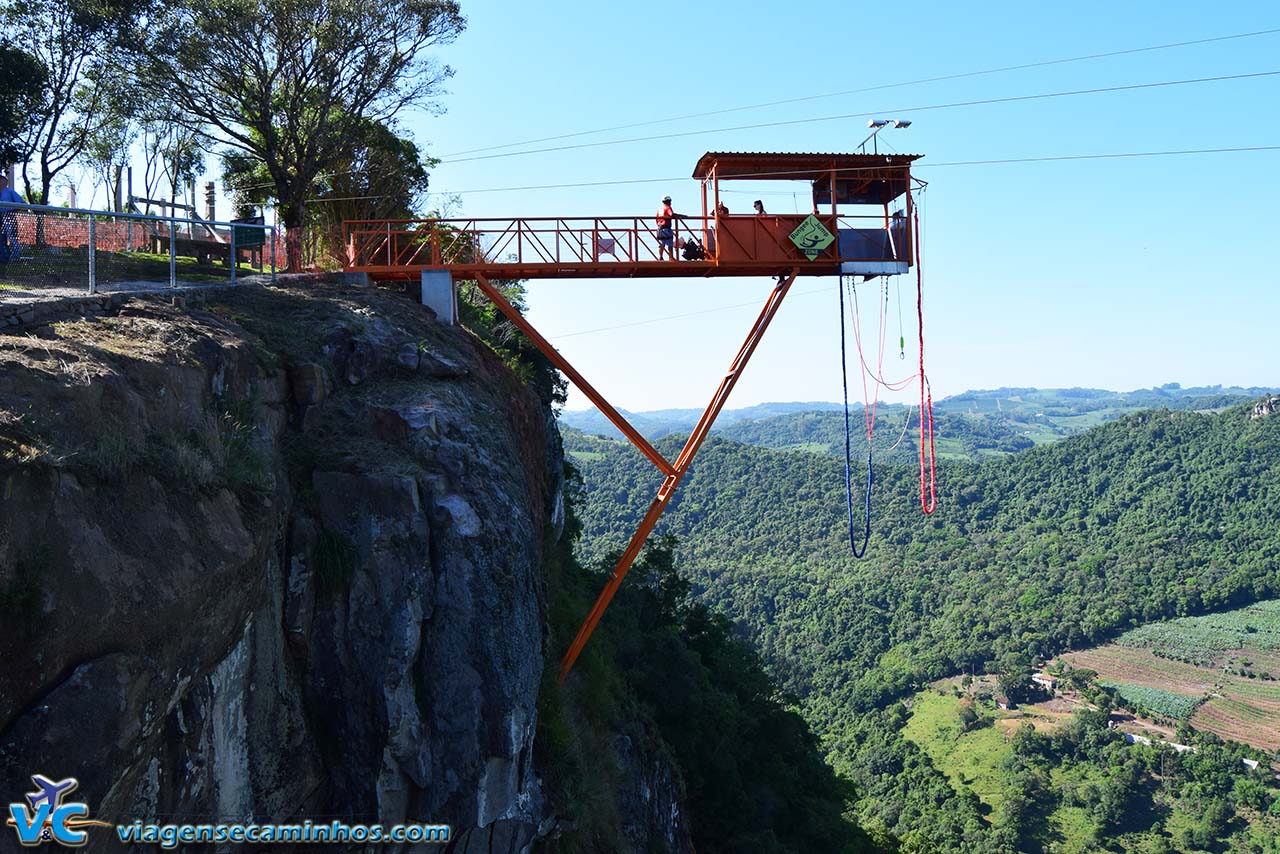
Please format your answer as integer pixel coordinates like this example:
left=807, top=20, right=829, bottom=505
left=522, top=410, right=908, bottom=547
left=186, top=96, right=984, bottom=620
left=0, top=201, right=278, bottom=299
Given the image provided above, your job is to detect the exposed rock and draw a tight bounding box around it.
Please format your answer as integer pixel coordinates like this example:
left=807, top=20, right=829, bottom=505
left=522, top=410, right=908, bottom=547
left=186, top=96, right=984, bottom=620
left=288, top=362, right=326, bottom=405
left=396, top=341, right=421, bottom=372
left=612, top=733, right=696, bottom=854
left=1251, top=396, right=1279, bottom=419
left=419, top=349, right=469, bottom=379
left=0, top=285, right=566, bottom=852
left=299, top=404, right=323, bottom=433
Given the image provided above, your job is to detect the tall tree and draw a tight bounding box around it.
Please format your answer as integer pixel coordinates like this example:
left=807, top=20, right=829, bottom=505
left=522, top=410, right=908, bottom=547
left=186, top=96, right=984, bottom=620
left=0, top=46, right=47, bottom=168
left=75, top=68, right=143, bottom=210
left=224, top=118, right=431, bottom=268
left=0, top=0, right=148, bottom=204
left=142, top=0, right=464, bottom=271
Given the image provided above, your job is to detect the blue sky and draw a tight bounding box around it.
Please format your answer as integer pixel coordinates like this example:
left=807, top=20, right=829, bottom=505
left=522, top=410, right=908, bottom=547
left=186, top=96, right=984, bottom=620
left=404, top=1, right=1279, bottom=411
left=112, top=1, right=1246, bottom=414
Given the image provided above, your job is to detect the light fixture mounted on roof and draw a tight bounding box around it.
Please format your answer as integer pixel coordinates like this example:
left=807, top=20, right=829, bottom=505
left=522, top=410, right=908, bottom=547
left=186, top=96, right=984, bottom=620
left=859, top=118, right=912, bottom=154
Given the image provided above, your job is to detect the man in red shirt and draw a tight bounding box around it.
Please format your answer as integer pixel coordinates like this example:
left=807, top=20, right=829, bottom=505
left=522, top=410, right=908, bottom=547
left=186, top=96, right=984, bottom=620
left=656, top=195, right=679, bottom=260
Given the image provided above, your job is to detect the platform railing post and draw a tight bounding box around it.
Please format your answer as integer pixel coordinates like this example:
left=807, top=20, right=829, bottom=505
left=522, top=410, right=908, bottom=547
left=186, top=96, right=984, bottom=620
left=87, top=213, right=96, bottom=294
left=169, top=210, right=177, bottom=287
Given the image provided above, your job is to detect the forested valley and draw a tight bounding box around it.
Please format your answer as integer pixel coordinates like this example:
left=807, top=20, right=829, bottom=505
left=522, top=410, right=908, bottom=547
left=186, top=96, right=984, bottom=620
left=563, top=397, right=1280, bottom=852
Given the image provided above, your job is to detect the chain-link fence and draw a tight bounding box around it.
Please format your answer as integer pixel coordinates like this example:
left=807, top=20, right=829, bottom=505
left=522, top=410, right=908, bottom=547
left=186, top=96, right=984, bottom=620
left=0, top=201, right=278, bottom=300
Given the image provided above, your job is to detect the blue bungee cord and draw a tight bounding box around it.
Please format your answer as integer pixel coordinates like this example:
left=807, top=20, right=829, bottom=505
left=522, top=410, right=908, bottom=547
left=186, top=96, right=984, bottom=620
left=838, top=275, right=873, bottom=558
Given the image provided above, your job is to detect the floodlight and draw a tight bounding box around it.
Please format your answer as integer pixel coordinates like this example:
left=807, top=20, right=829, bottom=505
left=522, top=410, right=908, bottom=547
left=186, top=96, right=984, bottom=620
left=858, top=119, right=913, bottom=154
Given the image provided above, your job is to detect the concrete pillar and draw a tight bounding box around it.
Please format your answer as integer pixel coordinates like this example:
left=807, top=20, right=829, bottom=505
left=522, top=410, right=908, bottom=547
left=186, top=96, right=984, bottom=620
left=421, top=269, right=457, bottom=325
left=205, top=182, right=216, bottom=221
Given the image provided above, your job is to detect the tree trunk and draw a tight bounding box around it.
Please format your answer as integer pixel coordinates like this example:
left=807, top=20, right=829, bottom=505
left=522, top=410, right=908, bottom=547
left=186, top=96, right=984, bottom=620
left=281, top=199, right=307, bottom=273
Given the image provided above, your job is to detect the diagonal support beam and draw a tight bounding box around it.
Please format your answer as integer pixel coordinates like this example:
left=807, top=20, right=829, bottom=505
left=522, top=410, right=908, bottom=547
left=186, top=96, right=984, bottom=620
left=559, top=270, right=798, bottom=681
left=472, top=273, right=674, bottom=477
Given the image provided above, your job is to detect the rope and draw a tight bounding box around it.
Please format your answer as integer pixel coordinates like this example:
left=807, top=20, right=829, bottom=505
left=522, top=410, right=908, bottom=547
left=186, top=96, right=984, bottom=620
left=839, top=275, right=873, bottom=557
left=897, top=278, right=906, bottom=360
left=914, top=206, right=938, bottom=514
left=886, top=405, right=914, bottom=453
left=849, top=276, right=916, bottom=390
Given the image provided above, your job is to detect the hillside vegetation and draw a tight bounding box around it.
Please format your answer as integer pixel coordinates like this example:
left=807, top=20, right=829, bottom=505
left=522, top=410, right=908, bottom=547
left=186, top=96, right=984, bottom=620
left=571, top=405, right=1280, bottom=710
left=567, top=402, right=1280, bottom=851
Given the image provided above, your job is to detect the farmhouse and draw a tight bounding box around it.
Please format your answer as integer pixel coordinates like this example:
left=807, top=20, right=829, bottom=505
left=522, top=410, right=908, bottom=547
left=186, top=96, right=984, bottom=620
left=1032, top=673, right=1058, bottom=692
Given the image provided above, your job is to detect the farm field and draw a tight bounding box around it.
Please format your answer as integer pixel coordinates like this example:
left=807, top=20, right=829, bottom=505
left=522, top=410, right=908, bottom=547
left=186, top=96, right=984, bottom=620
left=1062, top=599, right=1280, bottom=751
left=1112, top=600, right=1280, bottom=668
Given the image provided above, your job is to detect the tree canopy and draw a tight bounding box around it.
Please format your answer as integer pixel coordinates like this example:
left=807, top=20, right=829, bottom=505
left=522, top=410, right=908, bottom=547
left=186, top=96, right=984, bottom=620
left=141, top=0, right=464, bottom=269
left=0, top=0, right=145, bottom=203
left=0, top=45, right=47, bottom=167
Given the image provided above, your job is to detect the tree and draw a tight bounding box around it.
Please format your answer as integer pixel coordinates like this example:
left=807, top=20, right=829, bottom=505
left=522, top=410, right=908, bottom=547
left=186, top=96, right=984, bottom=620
left=75, top=69, right=143, bottom=210
left=142, top=0, right=465, bottom=271
left=1, top=0, right=148, bottom=204
left=957, top=702, right=979, bottom=733
left=223, top=118, right=431, bottom=268
left=0, top=45, right=47, bottom=166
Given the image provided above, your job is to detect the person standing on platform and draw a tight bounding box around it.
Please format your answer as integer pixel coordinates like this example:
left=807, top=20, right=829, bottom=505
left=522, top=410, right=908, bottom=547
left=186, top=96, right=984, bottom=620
left=656, top=195, right=683, bottom=260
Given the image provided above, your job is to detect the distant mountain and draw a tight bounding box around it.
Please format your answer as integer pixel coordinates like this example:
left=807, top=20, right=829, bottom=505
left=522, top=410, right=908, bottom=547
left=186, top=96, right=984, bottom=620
left=558, top=400, right=845, bottom=440
left=562, top=384, right=1280, bottom=462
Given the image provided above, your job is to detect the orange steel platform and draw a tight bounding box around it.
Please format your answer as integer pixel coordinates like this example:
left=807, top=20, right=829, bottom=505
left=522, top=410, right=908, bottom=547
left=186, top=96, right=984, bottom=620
left=342, top=151, right=924, bottom=680
left=345, top=211, right=907, bottom=281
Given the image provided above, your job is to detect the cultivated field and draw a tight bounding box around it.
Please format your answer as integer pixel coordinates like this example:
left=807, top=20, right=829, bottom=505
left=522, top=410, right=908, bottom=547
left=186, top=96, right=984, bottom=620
left=1063, top=601, right=1280, bottom=751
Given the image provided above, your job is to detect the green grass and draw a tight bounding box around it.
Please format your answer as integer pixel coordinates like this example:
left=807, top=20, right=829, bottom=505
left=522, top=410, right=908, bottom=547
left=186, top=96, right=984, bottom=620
left=902, top=689, right=1013, bottom=815
left=568, top=450, right=606, bottom=462
left=1047, top=804, right=1098, bottom=854
left=1045, top=763, right=1110, bottom=852
left=2, top=245, right=265, bottom=289
left=1197, top=695, right=1273, bottom=724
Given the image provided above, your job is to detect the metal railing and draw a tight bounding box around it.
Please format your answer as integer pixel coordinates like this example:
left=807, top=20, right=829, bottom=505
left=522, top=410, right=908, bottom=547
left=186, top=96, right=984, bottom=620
left=0, top=201, right=278, bottom=298
left=346, top=216, right=715, bottom=269
left=344, top=213, right=909, bottom=274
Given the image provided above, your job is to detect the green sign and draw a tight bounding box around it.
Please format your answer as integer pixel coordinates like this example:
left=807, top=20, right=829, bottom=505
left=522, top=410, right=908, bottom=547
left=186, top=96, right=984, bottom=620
left=788, top=214, right=835, bottom=261
left=232, top=216, right=266, bottom=249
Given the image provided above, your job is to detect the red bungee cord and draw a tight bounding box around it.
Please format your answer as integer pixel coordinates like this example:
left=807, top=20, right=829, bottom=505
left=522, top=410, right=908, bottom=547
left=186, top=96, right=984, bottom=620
left=914, top=206, right=937, bottom=514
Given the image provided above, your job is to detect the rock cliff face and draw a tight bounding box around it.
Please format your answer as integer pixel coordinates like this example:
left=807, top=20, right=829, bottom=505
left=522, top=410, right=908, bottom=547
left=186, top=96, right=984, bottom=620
left=1251, top=396, right=1280, bottom=419
left=0, top=283, right=587, bottom=851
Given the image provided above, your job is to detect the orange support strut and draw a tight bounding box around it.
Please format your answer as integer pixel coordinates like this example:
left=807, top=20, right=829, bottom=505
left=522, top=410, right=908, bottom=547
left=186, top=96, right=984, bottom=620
left=557, top=270, right=798, bottom=681
left=471, top=274, right=674, bottom=477
left=471, top=270, right=798, bottom=679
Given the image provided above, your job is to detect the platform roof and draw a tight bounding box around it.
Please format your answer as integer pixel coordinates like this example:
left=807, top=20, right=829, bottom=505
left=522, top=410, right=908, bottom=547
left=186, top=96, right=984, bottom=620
left=691, top=152, right=922, bottom=181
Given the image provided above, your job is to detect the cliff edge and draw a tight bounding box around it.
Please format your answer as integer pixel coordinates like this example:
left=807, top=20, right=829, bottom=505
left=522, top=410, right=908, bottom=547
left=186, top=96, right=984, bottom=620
left=0, top=282, right=563, bottom=850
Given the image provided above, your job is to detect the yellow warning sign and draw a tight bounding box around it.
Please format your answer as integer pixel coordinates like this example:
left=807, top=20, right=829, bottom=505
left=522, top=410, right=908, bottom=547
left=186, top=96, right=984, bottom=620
left=788, top=215, right=835, bottom=261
